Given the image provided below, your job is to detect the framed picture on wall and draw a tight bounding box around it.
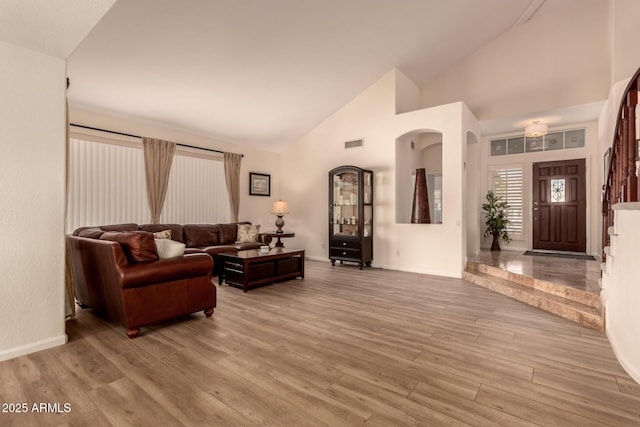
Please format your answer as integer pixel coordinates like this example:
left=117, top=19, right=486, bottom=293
left=249, top=172, right=270, bottom=196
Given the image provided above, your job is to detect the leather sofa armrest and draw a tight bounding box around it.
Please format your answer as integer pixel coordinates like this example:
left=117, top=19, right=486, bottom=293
left=119, top=253, right=213, bottom=289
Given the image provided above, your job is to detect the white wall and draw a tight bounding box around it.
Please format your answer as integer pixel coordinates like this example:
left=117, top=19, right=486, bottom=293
left=395, top=70, right=421, bottom=114
left=479, top=122, right=600, bottom=254
left=601, top=203, right=640, bottom=384
left=610, top=0, right=640, bottom=84
left=69, top=108, right=283, bottom=230
left=593, top=0, right=640, bottom=385
left=0, top=41, right=67, bottom=360
left=421, top=0, right=610, bottom=122
left=422, top=142, right=443, bottom=174
left=465, top=129, right=481, bottom=257
left=395, top=133, right=418, bottom=224
left=395, top=131, right=442, bottom=224
left=281, top=69, right=480, bottom=278
left=595, top=0, right=640, bottom=257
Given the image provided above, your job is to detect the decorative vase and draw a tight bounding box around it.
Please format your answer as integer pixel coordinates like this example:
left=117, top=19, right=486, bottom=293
left=411, top=168, right=431, bottom=224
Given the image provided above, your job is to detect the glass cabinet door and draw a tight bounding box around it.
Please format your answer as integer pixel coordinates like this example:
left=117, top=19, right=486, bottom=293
left=363, top=171, right=373, bottom=237
left=332, top=171, right=359, bottom=237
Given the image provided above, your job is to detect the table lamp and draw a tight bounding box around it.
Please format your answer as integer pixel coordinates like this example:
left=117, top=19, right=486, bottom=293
left=271, top=200, right=289, bottom=234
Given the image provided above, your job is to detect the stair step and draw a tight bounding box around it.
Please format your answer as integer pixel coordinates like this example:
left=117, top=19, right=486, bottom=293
left=462, top=269, right=604, bottom=331
left=466, top=261, right=600, bottom=308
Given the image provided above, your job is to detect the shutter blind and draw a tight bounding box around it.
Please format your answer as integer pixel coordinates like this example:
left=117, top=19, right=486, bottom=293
left=489, top=167, right=523, bottom=237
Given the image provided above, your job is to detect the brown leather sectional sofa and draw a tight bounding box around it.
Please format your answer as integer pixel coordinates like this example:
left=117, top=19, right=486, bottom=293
left=67, top=222, right=271, bottom=338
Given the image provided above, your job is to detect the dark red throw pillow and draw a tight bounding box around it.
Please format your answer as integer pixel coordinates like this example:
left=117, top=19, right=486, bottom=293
left=100, top=231, right=159, bottom=263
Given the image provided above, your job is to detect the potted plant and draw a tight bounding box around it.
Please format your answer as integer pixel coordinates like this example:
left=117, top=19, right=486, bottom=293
left=482, top=190, right=510, bottom=251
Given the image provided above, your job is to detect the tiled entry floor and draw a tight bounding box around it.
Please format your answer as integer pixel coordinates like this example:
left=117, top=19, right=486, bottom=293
left=467, top=249, right=602, bottom=295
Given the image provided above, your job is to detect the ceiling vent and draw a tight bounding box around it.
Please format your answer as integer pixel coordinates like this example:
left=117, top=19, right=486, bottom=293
left=344, top=139, right=364, bottom=149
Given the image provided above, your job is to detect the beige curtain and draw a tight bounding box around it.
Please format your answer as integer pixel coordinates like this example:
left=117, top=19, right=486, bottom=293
left=224, top=152, right=242, bottom=222
left=143, top=138, right=176, bottom=224
left=64, top=78, right=75, bottom=319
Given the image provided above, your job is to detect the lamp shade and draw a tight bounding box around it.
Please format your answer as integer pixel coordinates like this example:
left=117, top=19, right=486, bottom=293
left=525, top=121, right=548, bottom=137
left=271, top=200, right=289, bottom=215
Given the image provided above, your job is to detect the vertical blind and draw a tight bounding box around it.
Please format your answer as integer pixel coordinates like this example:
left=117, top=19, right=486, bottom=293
left=162, top=154, right=230, bottom=223
left=66, top=138, right=230, bottom=232
left=489, top=166, right=523, bottom=238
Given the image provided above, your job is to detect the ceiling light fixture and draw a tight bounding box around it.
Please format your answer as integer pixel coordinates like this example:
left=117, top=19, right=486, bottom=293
left=525, top=121, right=548, bottom=137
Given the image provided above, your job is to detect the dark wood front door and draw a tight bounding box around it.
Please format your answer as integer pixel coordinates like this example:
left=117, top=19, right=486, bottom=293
left=532, top=159, right=586, bottom=252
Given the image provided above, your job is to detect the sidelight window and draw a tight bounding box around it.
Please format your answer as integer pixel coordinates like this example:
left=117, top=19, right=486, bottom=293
left=489, top=166, right=523, bottom=239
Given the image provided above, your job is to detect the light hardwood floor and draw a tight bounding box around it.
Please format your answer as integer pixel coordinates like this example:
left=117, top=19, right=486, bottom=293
left=1, top=260, right=639, bottom=426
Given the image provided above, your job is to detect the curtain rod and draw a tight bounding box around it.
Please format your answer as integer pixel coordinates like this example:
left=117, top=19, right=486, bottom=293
left=69, top=123, right=243, bottom=157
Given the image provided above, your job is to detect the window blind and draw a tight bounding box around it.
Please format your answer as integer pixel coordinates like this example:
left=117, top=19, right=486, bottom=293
left=489, top=167, right=523, bottom=238
left=66, top=137, right=230, bottom=232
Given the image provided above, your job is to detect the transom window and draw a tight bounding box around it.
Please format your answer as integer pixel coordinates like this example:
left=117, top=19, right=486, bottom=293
left=490, top=129, right=585, bottom=157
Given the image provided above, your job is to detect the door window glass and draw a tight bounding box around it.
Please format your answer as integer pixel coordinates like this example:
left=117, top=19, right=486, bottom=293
left=551, top=179, right=565, bottom=202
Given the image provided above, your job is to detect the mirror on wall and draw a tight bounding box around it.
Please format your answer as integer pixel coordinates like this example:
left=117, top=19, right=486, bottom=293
left=395, top=131, right=443, bottom=224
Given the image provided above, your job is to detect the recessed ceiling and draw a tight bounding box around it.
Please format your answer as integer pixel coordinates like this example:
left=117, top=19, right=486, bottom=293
left=67, top=0, right=538, bottom=151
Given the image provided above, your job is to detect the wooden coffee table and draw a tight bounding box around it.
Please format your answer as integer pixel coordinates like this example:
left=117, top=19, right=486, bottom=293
left=218, top=248, right=305, bottom=292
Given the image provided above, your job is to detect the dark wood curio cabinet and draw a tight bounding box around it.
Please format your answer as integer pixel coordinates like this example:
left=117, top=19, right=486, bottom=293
left=329, top=165, right=373, bottom=269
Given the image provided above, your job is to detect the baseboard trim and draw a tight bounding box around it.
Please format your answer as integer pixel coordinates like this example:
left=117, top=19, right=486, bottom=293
left=306, top=255, right=330, bottom=262
left=0, top=334, right=68, bottom=362
left=305, top=256, right=462, bottom=278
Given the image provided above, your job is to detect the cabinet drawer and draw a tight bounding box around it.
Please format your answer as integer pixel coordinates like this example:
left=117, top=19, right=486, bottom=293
left=330, top=248, right=361, bottom=259
left=330, top=238, right=360, bottom=249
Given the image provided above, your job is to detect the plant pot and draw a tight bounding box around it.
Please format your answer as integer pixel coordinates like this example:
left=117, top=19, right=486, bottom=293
left=490, top=235, right=501, bottom=251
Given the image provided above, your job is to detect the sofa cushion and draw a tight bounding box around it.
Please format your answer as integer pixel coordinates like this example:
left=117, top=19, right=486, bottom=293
left=100, top=231, right=159, bottom=263
left=73, top=223, right=139, bottom=236
left=76, top=227, right=105, bottom=239
left=218, top=223, right=238, bottom=245
left=202, top=245, right=238, bottom=257
left=140, top=224, right=185, bottom=243
left=100, top=223, right=140, bottom=232
left=183, top=247, right=206, bottom=255
left=237, top=223, right=260, bottom=243
left=155, top=238, right=186, bottom=259
left=184, top=224, right=220, bottom=247
left=234, top=242, right=264, bottom=251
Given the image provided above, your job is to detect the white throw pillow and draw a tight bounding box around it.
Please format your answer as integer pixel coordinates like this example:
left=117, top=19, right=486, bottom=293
left=236, top=224, right=260, bottom=243
left=154, top=238, right=185, bottom=259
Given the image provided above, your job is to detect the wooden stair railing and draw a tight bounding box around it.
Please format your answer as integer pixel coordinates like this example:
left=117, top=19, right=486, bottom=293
left=602, top=71, right=640, bottom=259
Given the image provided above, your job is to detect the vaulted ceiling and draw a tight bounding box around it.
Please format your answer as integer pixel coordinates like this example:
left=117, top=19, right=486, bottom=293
left=66, top=0, right=551, bottom=150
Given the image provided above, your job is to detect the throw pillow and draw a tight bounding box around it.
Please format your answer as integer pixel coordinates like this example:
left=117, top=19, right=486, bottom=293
left=153, top=229, right=172, bottom=240
left=236, top=223, right=260, bottom=243
left=100, top=231, right=159, bottom=263
left=155, top=238, right=186, bottom=259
